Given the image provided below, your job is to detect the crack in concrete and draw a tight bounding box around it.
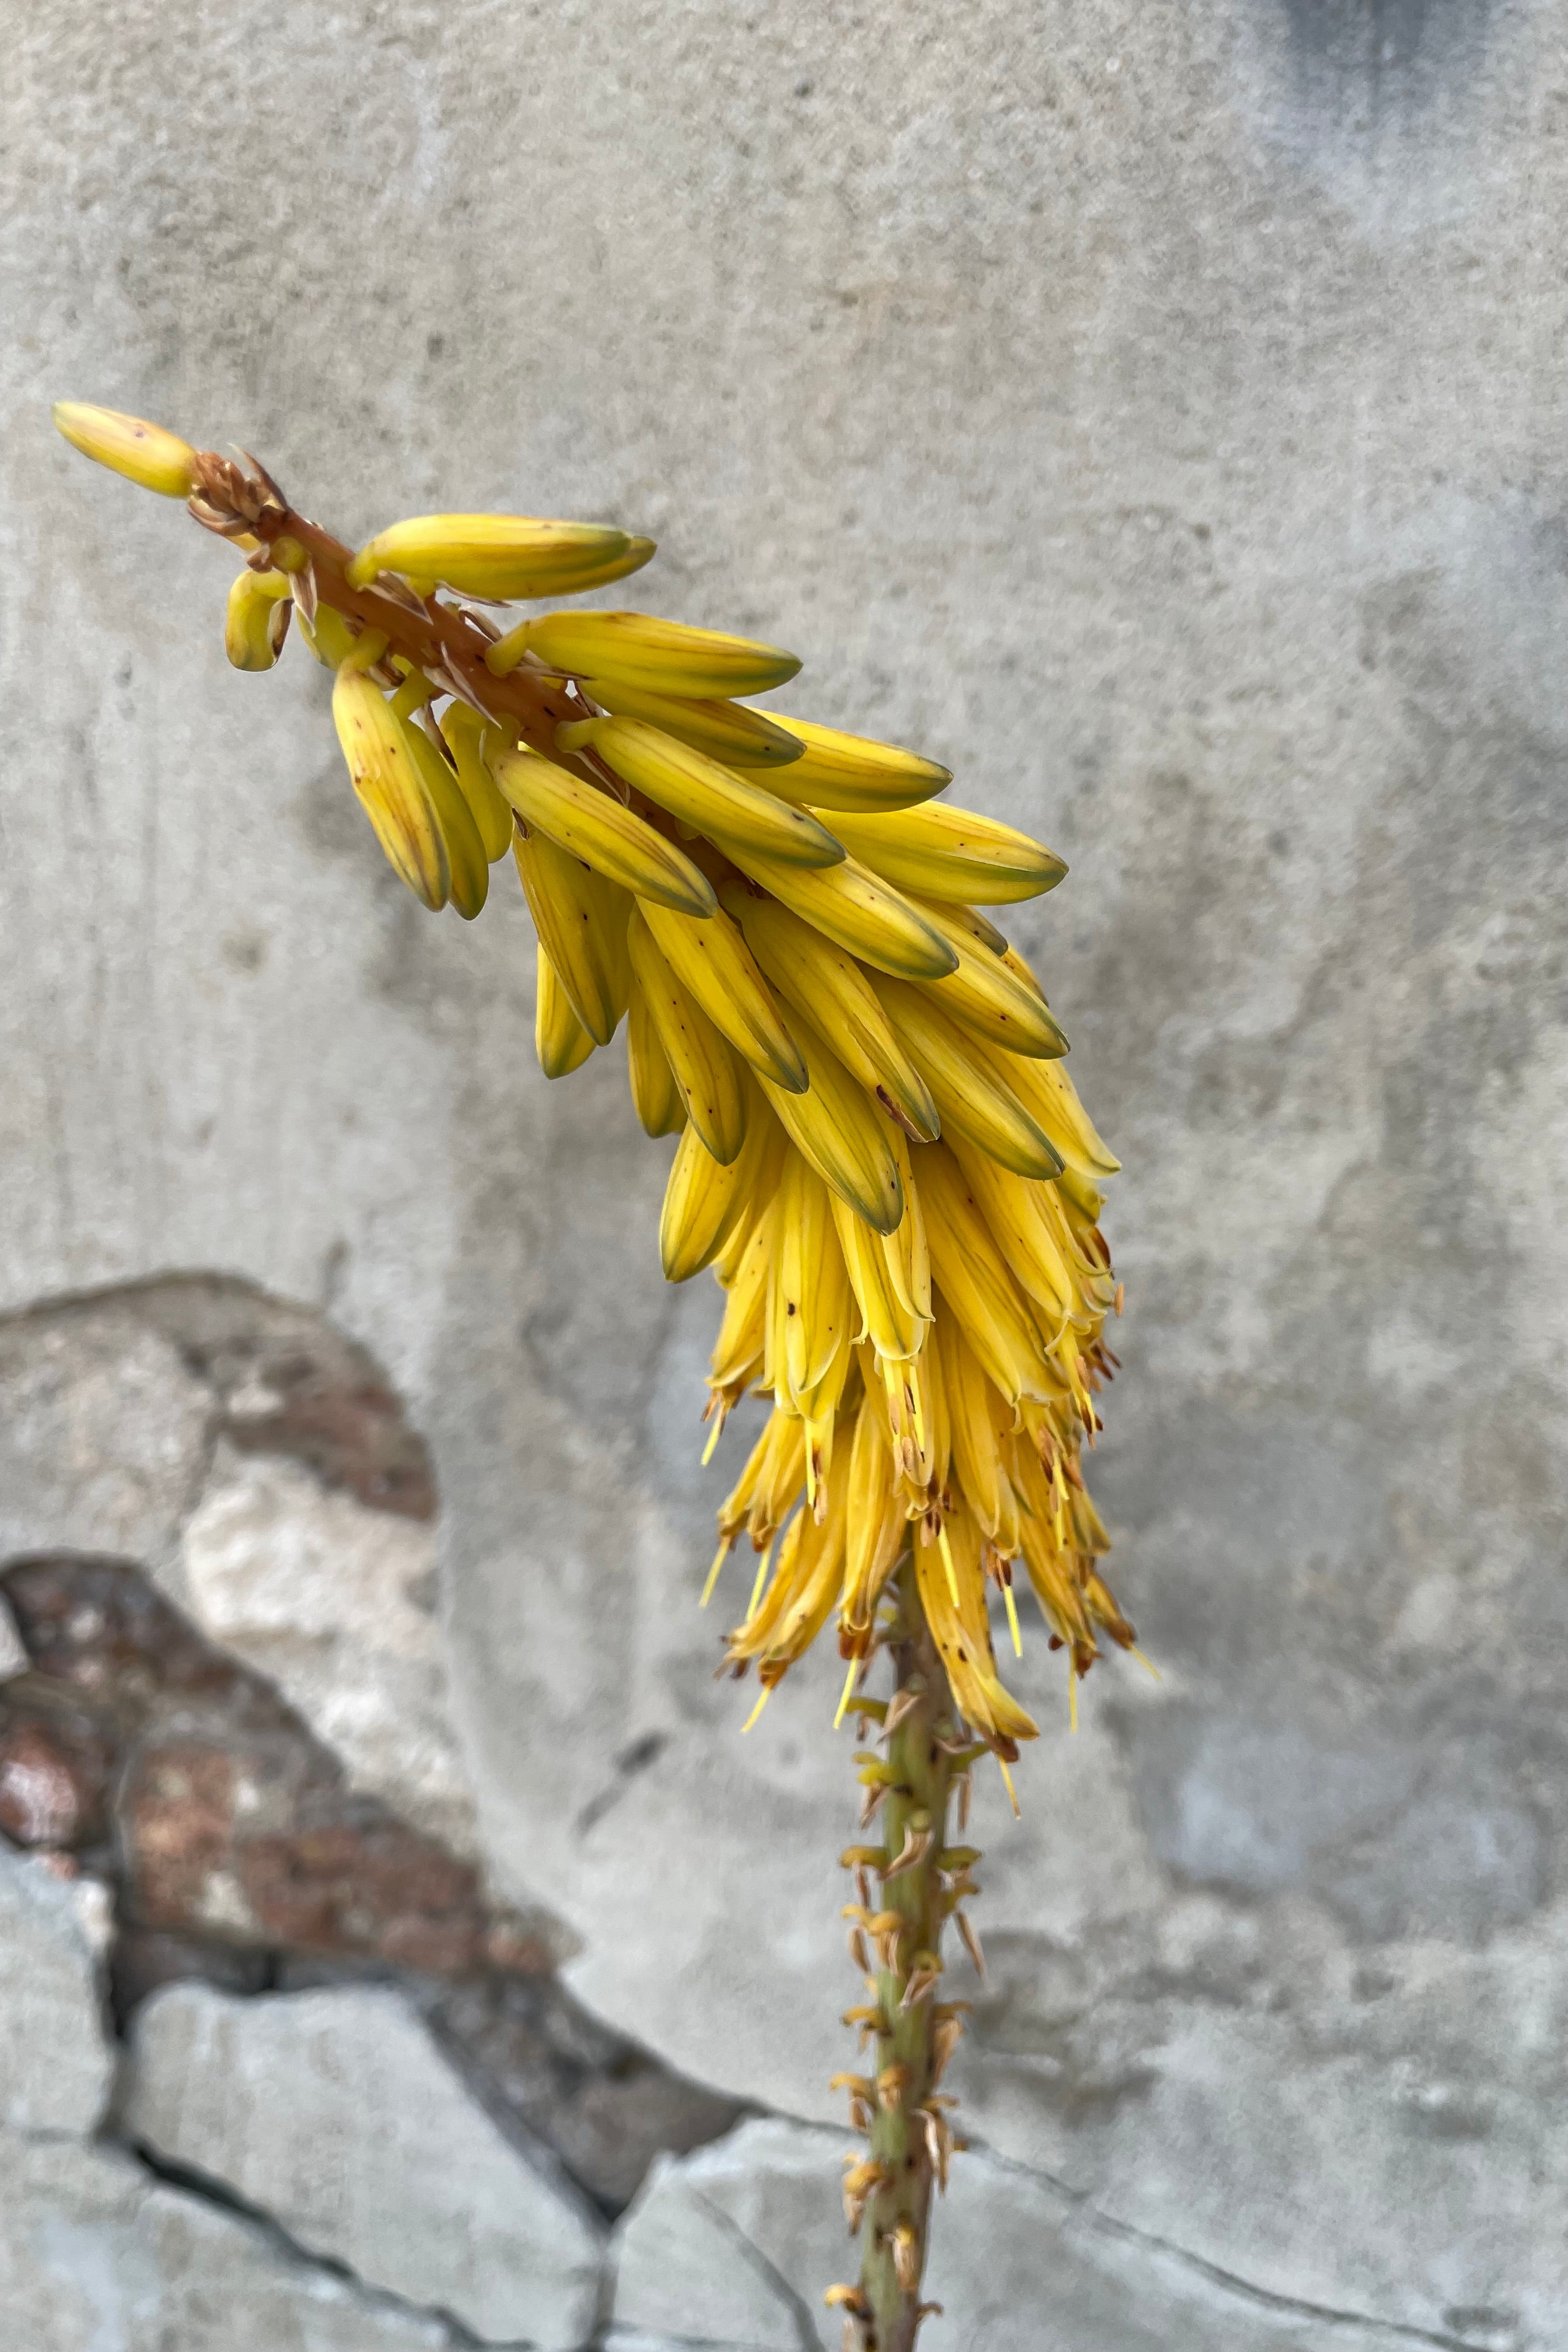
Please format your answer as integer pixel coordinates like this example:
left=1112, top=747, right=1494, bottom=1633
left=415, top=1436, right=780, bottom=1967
left=751, top=2111, right=1485, bottom=2352
left=575, top=1730, right=671, bottom=1838
left=119, top=2131, right=505, bottom=2348
left=967, top=2136, right=1489, bottom=2351
left=596, top=2332, right=800, bottom=2351
left=684, top=2185, right=826, bottom=2352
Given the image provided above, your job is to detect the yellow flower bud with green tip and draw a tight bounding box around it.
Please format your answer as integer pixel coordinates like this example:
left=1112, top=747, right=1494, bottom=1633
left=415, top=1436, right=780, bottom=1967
left=345, top=513, right=653, bottom=601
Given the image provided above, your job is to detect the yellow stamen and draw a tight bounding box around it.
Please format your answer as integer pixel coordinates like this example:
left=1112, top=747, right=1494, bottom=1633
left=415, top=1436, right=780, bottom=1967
left=937, top=1521, right=960, bottom=1607
left=834, top=1656, right=860, bottom=1730
left=701, top=1413, right=726, bottom=1468
left=1130, top=1644, right=1163, bottom=1682
left=998, top=1756, right=1020, bottom=1817
left=1068, top=1667, right=1079, bottom=1733
left=741, top=1684, right=774, bottom=1734
left=701, top=1538, right=731, bottom=1609
left=745, top=1539, right=774, bottom=1623
left=1003, top=1578, right=1023, bottom=1658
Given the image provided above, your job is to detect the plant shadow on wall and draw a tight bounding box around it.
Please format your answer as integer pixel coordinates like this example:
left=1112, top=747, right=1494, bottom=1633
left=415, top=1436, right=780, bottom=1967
left=1278, top=0, right=1492, bottom=90
left=1257, top=0, right=1502, bottom=220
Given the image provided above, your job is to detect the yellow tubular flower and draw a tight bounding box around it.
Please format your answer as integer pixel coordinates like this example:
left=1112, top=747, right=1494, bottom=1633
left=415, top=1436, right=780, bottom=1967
left=438, top=704, right=516, bottom=862
left=627, top=909, right=750, bottom=1164
left=514, top=828, right=632, bottom=1045
left=840, top=1389, right=907, bottom=1639
left=536, top=947, right=597, bottom=1079
left=578, top=680, right=805, bottom=768
left=706, top=1217, right=771, bottom=1415
left=761, top=715, right=952, bottom=811
left=489, top=609, right=801, bottom=698
left=757, top=1010, right=905, bottom=1237
left=404, top=712, right=490, bottom=919
left=831, top=1194, right=926, bottom=1364
left=721, top=883, right=940, bottom=1142
left=626, top=968, right=687, bottom=1137
left=911, top=902, right=1070, bottom=1057
left=818, top=803, right=1068, bottom=904
left=637, top=900, right=808, bottom=1094
left=298, top=602, right=359, bottom=668
left=492, top=746, right=716, bottom=916
left=564, top=718, right=844, bottom=869
left=946, top=1138, right=1074, bottom=1328
left=346, top=513, right=652, bottom=600
left=718, top=1407, right=807, bottom=1556
left=661, top=1095, right=784, bottom=1283
left=331, top=667, right=449, bottom=910
left=913, top=1512, right=1038, bottom=1748
left=769, top=1153, right=855, bottom=1413
left=722, top=849, right=959, bottom=982
left=875, top=980, right=1064, bottom=1180
left=51, top=393, right=1134, bottom=1747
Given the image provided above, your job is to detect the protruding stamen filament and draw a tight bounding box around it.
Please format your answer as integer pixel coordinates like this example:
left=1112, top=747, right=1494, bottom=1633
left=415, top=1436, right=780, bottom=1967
left=834, top=1656, right=860, bottom=1729
left=701, top=1538, right=731, bottom=1609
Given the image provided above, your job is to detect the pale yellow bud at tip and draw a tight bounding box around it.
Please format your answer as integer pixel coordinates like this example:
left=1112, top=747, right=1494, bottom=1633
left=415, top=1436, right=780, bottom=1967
left=52, top=401, right=199, bottom=499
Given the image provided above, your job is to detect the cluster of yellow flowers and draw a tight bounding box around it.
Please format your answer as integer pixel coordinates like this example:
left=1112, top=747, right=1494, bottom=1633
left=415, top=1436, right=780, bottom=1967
left=54, top=402, right=1132, bottom=1766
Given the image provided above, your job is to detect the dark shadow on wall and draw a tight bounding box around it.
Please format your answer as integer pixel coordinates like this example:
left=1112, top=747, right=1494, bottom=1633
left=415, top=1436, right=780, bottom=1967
left=1279, top=0, right=1496, bottom=112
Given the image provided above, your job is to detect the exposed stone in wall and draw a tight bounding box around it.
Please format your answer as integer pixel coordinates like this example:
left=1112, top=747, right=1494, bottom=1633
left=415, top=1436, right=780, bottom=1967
left=125, top=1982, right=606, bottom=2348
left=2, top=1550, right=533, bottom=1978
left=0, top=1544, right=749, bottom=2223
left=0, top=1280, right=474, bottom=1855
left=4, top=2135, right=461, bottom=2352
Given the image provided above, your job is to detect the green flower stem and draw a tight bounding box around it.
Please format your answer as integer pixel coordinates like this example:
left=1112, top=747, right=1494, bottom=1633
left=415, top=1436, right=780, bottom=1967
left=855, top=1556, right=963, bottom=2351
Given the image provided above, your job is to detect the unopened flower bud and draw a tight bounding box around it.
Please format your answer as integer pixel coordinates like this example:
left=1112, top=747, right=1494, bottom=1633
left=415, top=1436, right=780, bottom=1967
left=51, top=402, right=199, bottom=498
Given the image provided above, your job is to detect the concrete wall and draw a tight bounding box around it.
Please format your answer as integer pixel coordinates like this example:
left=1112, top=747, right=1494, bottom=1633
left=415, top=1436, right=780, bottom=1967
left=2, top=4, right=1564, bottom=2346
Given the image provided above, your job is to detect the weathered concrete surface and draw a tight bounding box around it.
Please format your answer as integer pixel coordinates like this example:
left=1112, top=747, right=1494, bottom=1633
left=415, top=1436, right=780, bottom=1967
left=4, top=3, right=1566, bottom=2344
left=611, top=2116, right=1454, bottom=2352
left=180, top=1446, right=470, bottom=1856
left=0, top=1545, right=559, bottom=1980
left=125, top=1983, right=606, bottom=2347
left=1, top=2134, right=457, bottom=2352
left=0, top=1844, right=463, bottom=2350
left=0, top=1282, right=480, bottom=1856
